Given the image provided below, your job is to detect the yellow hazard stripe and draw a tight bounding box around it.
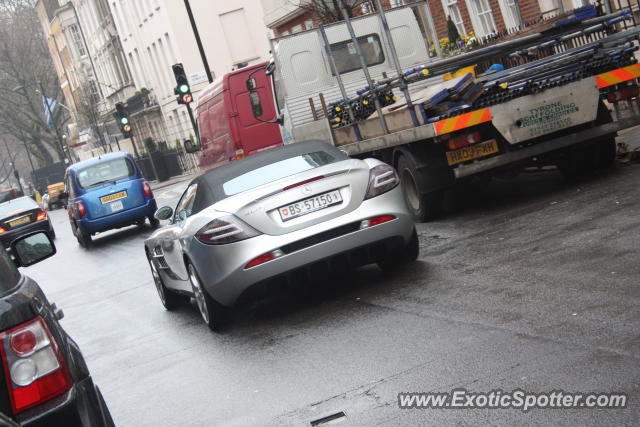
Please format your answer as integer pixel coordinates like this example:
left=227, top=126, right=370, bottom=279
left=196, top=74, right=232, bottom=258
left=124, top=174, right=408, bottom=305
left=595, top=64, right=640, bottom=89
left=434, top=108, right=492, bottom=136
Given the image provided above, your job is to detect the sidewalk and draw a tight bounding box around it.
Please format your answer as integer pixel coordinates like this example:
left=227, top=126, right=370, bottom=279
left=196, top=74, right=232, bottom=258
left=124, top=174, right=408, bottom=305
left=149, top=171, right=198, bottom=191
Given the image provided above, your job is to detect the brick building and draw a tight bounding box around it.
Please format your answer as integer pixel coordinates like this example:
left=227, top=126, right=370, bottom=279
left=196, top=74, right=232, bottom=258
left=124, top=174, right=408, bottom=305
left=262, top=0, right=545, bottom=41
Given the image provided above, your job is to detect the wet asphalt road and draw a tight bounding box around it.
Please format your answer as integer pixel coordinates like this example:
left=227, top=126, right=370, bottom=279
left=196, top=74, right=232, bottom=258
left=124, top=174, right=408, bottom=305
left=22, top=156, right=639, bottom=426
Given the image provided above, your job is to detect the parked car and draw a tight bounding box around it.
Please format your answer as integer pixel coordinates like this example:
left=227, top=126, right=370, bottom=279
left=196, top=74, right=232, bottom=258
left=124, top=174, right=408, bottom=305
left=0, top=231, right=114, bottom=426
left=145, top=140, right=418, bottom=331
left=186, top=62, right=283, bottom=171
left=0, top=196, right=55, bottom=248
left=63, top=152, right=158, bottom=247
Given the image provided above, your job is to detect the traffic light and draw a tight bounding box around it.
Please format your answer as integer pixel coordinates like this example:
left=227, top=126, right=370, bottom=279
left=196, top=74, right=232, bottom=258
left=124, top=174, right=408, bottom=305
left=114, top=102, right=132, bottom=138
left=172, top=63, right=193, bottom=105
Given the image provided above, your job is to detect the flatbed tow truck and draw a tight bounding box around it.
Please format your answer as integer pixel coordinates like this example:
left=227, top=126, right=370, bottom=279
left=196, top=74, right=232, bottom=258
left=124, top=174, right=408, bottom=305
left=260, top=2, right=640, bottom=220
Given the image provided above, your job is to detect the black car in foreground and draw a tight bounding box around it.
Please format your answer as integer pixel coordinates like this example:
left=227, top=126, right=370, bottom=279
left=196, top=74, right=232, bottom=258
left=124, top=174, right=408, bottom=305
left=0, top=232, right=113, bottom=426
left=0, top=197, right=55, bottom=248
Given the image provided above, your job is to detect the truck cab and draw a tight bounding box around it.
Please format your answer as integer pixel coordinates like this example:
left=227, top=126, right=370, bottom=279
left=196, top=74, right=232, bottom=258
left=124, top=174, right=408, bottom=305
left=193, top=63, right=283, bottom=171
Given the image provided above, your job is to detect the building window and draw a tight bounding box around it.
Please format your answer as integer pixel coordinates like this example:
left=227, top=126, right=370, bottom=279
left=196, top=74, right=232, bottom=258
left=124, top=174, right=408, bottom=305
left=443, top=0, right=465, bottom=36
left=361, top=1, right=374, bottom=14
left=498, top=0, right=522, bottom=30
left=469, top=0, right=497, bottom=36
left=390, top=0, right=405, bottom=6
left=330, top=33, right=385, bottom=75
left=68, top=24, right=87, bottom=57
left=292, top=24, right=303, bottom=33
left=304, top=19, right=314, bottom=30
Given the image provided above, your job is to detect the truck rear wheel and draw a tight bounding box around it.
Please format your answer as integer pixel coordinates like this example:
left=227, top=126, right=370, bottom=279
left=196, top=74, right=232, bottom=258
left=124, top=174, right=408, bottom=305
left=397, top=153, right=443, bottom=222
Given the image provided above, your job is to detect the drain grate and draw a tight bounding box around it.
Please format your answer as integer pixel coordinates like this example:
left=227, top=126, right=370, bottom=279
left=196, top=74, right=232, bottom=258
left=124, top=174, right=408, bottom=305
left=310, top=411, right=347, bottom=426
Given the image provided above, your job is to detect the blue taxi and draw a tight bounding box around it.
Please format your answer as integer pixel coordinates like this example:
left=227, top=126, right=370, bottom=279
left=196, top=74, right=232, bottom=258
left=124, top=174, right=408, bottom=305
left=63, top=152, right=158, bottom=247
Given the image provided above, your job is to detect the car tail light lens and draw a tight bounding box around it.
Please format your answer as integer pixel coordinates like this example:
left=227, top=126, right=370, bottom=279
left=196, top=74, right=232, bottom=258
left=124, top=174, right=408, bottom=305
left=0, top=317, right=72, bottom=414
left=447, top=132, right=481, bottom=150
left=0, top=227, right=5, bottom=234
left=365, top=165, right=399, bottom=200
left=245, top=249, right=284, bottom=269
left=36, top=210, right=47, bottom=221
left=75, top=201, right=86, bottom=217
left=195, top=215, right=261, bottom=245
left=359, top=215, right=396, bottom=229
left=235, top=149, right=245, bottom=160
left=142, top=181, right=153, bottom=198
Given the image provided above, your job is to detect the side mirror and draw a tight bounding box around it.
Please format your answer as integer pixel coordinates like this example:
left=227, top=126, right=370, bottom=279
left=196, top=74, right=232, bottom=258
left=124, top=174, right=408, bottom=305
left=10, top=232, right=56, bottom=268
left=265, top=62, right=276, bottom=76
left=184, top=139, right=200, bottom=154
left=246, top=77, right=257, bottom=91
left=154, top=206, right=174, bottom=221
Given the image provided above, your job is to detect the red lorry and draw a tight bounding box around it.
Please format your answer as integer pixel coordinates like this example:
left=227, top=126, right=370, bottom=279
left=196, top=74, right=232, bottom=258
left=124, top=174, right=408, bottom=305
left=192, top=62, right=282, bottom=171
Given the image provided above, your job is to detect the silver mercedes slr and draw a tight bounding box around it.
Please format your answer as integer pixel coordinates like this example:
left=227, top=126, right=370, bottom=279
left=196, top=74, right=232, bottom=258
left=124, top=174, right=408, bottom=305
left=144, top=140, right=418, bottom=330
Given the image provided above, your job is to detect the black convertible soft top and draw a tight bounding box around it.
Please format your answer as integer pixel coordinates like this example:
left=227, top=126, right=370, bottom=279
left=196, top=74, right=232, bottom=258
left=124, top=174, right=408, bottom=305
left=190, top=140, right=348, bottom=214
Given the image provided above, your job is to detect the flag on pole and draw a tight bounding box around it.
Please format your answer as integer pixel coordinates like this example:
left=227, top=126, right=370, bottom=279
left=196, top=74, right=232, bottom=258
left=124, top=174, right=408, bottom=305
left=42, top=95, right=59, bottom=129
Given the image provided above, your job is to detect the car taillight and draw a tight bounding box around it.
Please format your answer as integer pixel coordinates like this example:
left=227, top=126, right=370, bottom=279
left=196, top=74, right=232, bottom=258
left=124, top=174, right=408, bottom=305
left=195, top=215, right=261, bottom=245
left=235, top=149, right=245, bottom=160
left=0, top=317, right=72, bottom=414
left=0, top=227, right=5, bottom=234
left=359, top=215, right=396, bottom=229
left=36, top=210, right=47, bottom=221
left=245, top=249, right=284, bottom=269
left=365, top=164, right=399, bottom=200
left=142, top=180, right=153, bottom=198
left=447, top=132, right=481, bottom=150
left=76, top=201, right=86, bottom=217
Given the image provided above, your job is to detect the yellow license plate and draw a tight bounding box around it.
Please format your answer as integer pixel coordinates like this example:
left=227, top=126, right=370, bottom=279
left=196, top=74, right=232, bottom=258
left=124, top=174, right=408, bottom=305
left=100, top=191, right=127, bottom=204
left=446, top=139, right=499, bottom=166
left=9, top=216, right=30, bottom=227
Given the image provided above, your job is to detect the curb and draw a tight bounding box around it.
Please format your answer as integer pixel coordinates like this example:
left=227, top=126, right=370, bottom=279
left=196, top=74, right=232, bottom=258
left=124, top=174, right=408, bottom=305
left=150, top=173, right=198, bottom=191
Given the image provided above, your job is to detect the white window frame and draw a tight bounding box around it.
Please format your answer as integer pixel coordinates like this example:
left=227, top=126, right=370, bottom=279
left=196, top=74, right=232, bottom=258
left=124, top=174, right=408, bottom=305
left=497, top=0, right=522, bottom=30
left=390, top=0, right=405, bottom=7
left=441, top=0, right=466, bottom=36
left=68, top=24, right=87, bottom=57
left=466, top=0, right=497, bottom=37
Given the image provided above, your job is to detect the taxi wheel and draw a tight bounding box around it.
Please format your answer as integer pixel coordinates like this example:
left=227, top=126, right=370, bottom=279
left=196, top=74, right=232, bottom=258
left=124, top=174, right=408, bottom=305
left=187, top=262, right=226, bottom=332
left=378, top=229, right=420, bottom=273
left=75, top=223, right=92, bottom=248
left=147, top=253, right=181, bottom=310
left=148, top=215, right=160, bottom=228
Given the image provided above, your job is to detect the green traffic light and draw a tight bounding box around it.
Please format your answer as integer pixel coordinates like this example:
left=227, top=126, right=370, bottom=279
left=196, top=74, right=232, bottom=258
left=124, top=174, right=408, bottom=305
left=120, top=117, right=129, bottom=125
left=179, top=84, right=190, bottom=94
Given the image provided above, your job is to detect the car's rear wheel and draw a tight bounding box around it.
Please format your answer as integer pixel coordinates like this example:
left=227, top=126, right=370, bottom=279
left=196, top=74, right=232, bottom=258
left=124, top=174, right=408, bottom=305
left=187, top=262, right=226, bottom=331
left=148, top=215, right=160, bottom=228
left=147, top=253, right=181, bottom=310
left=377, top=228, right=420, bottom=273
left=74, top=222, right=92, bottom=248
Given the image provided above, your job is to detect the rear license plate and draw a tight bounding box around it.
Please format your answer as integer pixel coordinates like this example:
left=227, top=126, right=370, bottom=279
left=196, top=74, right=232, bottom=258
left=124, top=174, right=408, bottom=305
left=279, top=190, right=342, bottom=222
left=9, top=216, right=30, bottom=227
left=110, top=200, right=124, bottom=212
left=446, top=139, right=499, bottom=166
left=100, top=191, right=127, bottom=204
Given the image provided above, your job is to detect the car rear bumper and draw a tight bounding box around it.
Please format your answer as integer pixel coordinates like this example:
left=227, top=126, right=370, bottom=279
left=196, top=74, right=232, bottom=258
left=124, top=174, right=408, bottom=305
left=0, top=220, right=54, bottom=248
left=184, top=186, right=415, bottom=307
left=79, top=198, right=157, bottom=234
left=15, top=376, right=112, bottom=427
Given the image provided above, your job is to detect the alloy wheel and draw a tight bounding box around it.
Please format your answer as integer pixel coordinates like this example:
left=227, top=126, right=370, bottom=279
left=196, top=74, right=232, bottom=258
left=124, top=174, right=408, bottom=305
left=188, top=264, right=209, bottom=325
